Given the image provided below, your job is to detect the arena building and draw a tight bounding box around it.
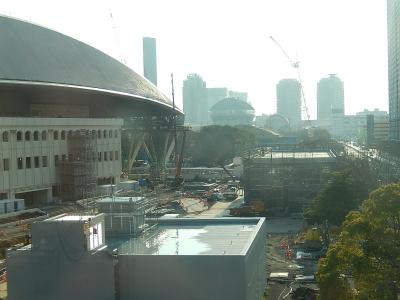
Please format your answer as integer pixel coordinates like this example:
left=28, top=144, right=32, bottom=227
left=0, top=16, right=181, bottom=204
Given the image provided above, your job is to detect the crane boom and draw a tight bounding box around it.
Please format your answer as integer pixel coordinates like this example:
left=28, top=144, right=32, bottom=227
left=269, top=36, right=311, bottom=124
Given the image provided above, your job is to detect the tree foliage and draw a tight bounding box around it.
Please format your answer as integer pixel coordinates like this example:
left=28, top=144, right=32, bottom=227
left=185, top=125, right=255, bottom=167
left=317, top=183, right=400, bottom=299
left=304, top=171, right=366, bottom=226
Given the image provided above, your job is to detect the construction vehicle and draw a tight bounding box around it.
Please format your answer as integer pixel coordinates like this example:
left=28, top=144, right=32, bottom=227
left=229, top=201, right=265, bottom=217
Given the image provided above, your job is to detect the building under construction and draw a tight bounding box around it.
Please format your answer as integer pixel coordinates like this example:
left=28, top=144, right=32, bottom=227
left=243, top=149, right=337, bottom=213
left=57, top=130, right=98, bottom=202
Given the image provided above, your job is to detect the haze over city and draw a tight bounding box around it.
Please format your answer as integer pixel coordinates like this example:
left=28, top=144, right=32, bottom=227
left=1, top=0, right=388, bottom=118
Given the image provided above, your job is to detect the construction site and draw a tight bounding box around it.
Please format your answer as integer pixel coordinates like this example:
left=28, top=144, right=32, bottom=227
left=242, top=148, right=338, bottom=214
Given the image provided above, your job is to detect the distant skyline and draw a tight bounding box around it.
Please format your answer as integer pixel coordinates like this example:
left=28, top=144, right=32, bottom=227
left=1, top=0, right=388, bottom=118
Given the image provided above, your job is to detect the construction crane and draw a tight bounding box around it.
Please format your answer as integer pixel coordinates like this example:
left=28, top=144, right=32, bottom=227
left=270, top=36, right=311, bottom=125
left=110, top=13, right=127, bottom=65
left=170, top=73, right=185, bottom=189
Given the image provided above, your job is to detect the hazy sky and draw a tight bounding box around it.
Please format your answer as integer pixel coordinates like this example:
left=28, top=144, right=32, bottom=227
left=1, top=0, right=389, bottom=118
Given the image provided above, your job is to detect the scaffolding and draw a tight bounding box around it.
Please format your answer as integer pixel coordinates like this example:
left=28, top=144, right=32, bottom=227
left=57, top=130, right=98, bottom=202
left=243, top=149, right=337, bottom=213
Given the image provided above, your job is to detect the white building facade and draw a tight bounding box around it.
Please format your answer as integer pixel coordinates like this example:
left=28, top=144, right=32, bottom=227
left=0, top=117, right=122, bottom=204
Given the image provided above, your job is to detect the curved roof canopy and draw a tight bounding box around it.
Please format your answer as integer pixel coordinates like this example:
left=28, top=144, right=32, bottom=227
left=210, top=97, right=254, bottom=112
left=0, top=16, right=179, bottom=114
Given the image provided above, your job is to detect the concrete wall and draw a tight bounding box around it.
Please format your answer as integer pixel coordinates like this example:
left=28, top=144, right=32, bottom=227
left=244, top=218, right=267, bottom=300
left=7, top=249, right=115, bottom=300
left=118, top=255, right=245, bottom=300
left=7, top=216, right=114, bottom=300
left=0, top=117, right=122, bottom=202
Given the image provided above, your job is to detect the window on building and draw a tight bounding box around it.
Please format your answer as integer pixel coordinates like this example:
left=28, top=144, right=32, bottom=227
left=54, top=131, right=59, bottom=140
left=34, top=156, right=39, bottom=168
left=3, top=159, right=9, bottom=171
left=17, top=131, right=22, bottom=141
left=26, top=157, right=31, bottom=169
left=61, top=130, right=66, bottom=140
left=62, top=154, right=66, bottom=161
left=2, top=132, right=9, bottom=142
left=104, top=152, right=108, bottom=161
left=103, top=130, right=107, bottom=138
left=25, top=131, right=31, bottom=141
left=98, top=152, right=102, bottom=162
left=109, top=130, right=112, bottom=138
left=114, top=130, right=118, bottom=138
left=110, top=151, right=113, bottom=161
left=68, top=154, right=73, bottom=162
left=54, top=155, right=59, bottom=166
left=17, top=157, right=23, bottom=169
left=97, top=130, right=101, bottom=139
left=41, top=131, right=47, bottom=141
left=42, top=156, right=48, bottom=167
left=33, top=131, right=39, bottom=141
left=115, top=151, right=119, bottom=160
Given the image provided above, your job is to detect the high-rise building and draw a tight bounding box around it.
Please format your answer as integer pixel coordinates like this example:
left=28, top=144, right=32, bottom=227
left=317, top=74, right=344, bottom=121
left=388, top=0, right=400, bottom=141
left=206, top=88, right=228, bottom=124
left=207, top=88, right=228, bottom=109
left=183, top=74, right=208, bottom=125
left=143, top=37, right=157, bottom=86
left=276, top=79, right=301, bottom=128
left=228, top=90, right=248, bottom=102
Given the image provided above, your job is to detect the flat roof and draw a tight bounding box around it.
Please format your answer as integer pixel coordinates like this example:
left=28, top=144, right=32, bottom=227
left=265, top=151, right=333, bottom=159
left=107, top=218, right=264, bottom=256
left=97, top=196, right=145, bottom=203
left=50, top=215, right=95, bottom=221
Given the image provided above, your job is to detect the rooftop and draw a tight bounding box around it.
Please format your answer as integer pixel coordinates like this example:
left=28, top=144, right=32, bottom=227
left=265, top=151, right=333, bottom=159
left=107, top=218, right=265, bottom=256
left=97, top=196, right=145, bottom=203
left=48, top=215, right=96, bottom=222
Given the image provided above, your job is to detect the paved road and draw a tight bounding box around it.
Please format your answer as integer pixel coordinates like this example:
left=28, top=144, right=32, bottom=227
left=192, top=196, right=243, bottom=218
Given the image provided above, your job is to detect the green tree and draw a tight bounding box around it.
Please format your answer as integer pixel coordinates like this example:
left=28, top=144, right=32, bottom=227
left=186, top=125, right=255, bottom=167
left=304, top=171, right=364, bottom=226
left=317, top=183, right=400, bottom=299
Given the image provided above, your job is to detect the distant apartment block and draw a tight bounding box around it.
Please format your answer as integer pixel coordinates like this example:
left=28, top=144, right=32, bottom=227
left=143, top=37, right=157, bottom=86
left=317, top=74, right=344, bottom=121
left=328, top=110, right=389, bottom=143
left=182, top=74, right=208, bottom=125
left=276, top=79, right=301, bottom=129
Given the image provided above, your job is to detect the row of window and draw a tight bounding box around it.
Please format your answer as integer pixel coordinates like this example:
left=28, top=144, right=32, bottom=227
left=1, top=129, right=119, bottom=142
left=54, top=151, right=119, bottom=164
left=1, top=156, right=48, bottom=171
left=1, top=151, right=119, bottom=171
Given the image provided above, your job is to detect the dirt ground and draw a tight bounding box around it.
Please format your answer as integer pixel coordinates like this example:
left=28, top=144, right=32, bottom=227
left=263, top=218, right=317, bottom=300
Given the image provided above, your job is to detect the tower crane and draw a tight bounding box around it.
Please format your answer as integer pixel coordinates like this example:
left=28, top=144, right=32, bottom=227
left=270, top=36, right=311, bottom=125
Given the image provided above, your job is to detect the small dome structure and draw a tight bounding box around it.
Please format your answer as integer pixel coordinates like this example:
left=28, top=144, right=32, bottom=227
left=210, top=98, right=255, bottom=126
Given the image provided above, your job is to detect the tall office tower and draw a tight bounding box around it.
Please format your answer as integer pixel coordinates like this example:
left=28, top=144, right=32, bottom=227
left=317, top=74, right=344, bottom=121
left=276, top=79, right=301, bottom=128
left=228, top=91, right=248, bottom=102
left=142, top=37, right=157, bottom=86
left=207, top=88, right=228, bottom=124
left=207, top=88, right=228, bottom=109
left=183, top=74, right=208, bottom=125
left=388, top=0, right=400, bottom=141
